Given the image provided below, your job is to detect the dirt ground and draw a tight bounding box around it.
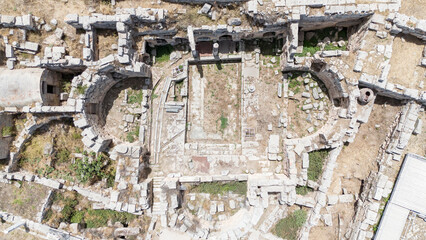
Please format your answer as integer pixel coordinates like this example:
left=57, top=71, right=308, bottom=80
left=19, top=120, right=84, bottom=181
left=188, top=63, right=241, bottom=143
left=358, top=31, right=394, bottom=77
left=96, top=29, right=117, bottom=60
left=0, top=222, right=42, bottom=240
left=399, top=0, right=426, bottom=19
left=314, top=96, right=403, bottom=239
left=331, top=96, right=403, bottom=190
left=387, top=34, right=425, bottom=90
left=101, top=78, right=146, bottom=142
left=0, top=182, right=50, bottom=221
left=242, top=54, right=286, bottom=154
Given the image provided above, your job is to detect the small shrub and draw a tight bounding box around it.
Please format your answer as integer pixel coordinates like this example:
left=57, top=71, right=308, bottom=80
left=62, top=82, right=72, bottom=93
left=70, top=211, right=84, bottom=224
left=73, top=153, right=110, bottom=184
left=2, top=126, right=14, bottom=137
left=274, top=210, right=307, bottom=240
left=106, top=168, right=116, bottom=188
left=126, top=133, right=135, bottom=143
left=219, top=115, right=228, bottom=131
left=61, top=198, right=78, bottom=222
left=76, top=85, right=88, bottom=95
left=56, top=149, right=70, bottom=163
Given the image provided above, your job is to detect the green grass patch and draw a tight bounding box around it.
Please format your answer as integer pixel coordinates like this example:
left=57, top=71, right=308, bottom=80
left=274, top=209, right=307, bottom=240
left=191, top=182, right=247, bottom=196
left=295, top=27, right=348, bottom=57
left=295, top=44, right=321, bottom=57
left=308, top=150, right=329, bottom=181
left=128, top=90, right=143, bottom=104
left=61, top=82, right=72, bottom=93
left=155, top=45, right=174, bottom=63
left=296, top=186, right=313, bottom=195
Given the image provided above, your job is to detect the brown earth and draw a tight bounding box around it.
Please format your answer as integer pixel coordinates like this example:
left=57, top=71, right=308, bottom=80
left=0, top=182, right=50, bottom=221
left=387, top=34, right=425, bottom=90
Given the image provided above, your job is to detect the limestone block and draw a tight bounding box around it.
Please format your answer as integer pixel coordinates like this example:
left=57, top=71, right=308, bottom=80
left=338, top=194, right=354, bottom=203
left=328, top=195, right=338, bottom=205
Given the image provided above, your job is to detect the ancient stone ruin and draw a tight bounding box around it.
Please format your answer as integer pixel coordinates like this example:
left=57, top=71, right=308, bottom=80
left=0, top=0, right=425, bottom=239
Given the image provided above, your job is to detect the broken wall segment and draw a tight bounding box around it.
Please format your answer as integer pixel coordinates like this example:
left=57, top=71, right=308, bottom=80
left=163, top=0, right=246, bottom=3
left=0, top=14, right=35, bottom=30
left=282, top=59, right=348, bottom=105
left=358, top=74, right=426, bottom=106
left=65, top=8, right=166, bottom=30
left=389, top=13, right=426, bottom=41
left=68, top=58, right=151, bottom=152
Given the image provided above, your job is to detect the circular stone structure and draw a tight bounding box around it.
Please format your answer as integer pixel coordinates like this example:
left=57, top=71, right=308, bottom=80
left=358, top=88, right=374, bottom=105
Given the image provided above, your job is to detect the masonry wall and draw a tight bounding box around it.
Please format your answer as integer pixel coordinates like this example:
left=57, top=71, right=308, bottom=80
left=163, top=0, right=247, bottom=4
left=0, top=113, right=13, bottom=160
left=40, top=70, right=62, bottom=106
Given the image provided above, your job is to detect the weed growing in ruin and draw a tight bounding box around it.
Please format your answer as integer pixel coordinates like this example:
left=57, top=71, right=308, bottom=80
left=126, top=126, right=139, bottom=143
left=295, top=186, right=314, bottom=195
left=2, top=126, right=14, bottom=137
left=61, top=82, right=72, bottom=93
left=219, top=115, right=228, bottom=131
left=76, top=85, right=88, bottom=95
left=73, top=153, right=113, bottom=184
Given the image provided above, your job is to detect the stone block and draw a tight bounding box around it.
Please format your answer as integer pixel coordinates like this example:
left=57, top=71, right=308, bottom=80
left=338, top=194, right=354, bottom=203
left=114, top=227, right=140, bottom=237
left=1, top=15, right=15, bottom=26
left=24, top=42, right=39, bottom=52
left=328, top=195, right=338, bottom=205
left=322, top=213, right=332, bottom=226
left=302, top=104, right=313, bottom=110
left=65, top=14, right=79, bottom=23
